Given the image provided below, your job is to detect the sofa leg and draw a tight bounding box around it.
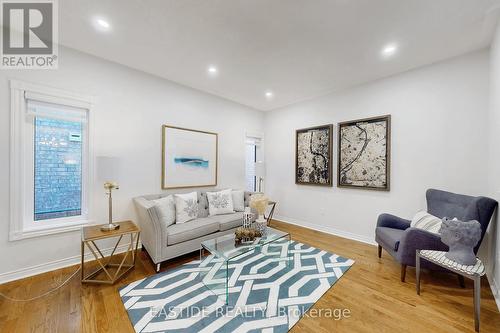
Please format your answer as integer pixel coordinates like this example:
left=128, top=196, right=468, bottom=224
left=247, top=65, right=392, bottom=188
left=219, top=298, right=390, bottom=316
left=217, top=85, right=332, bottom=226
left=458, top=274, right=465, bottom=288
left=156, top=263, right=161, bottom=272
left=378, top=245, right=382, bottom=258
left=401, top=264, right=407, bottom=282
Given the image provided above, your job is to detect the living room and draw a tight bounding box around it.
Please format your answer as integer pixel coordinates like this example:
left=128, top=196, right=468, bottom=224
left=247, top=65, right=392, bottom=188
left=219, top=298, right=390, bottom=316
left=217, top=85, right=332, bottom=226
left=1, top=1, right=500, bottom=332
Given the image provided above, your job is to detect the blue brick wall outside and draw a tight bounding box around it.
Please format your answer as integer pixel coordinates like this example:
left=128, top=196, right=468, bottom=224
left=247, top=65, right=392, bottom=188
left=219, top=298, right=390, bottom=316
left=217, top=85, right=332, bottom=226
left=34, top=117, right=82, bottom=220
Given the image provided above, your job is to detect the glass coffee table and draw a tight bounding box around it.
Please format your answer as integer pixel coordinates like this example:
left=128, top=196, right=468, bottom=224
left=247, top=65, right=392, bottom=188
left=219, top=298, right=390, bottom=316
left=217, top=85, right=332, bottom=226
left=199, top=227, right=291, bottom=304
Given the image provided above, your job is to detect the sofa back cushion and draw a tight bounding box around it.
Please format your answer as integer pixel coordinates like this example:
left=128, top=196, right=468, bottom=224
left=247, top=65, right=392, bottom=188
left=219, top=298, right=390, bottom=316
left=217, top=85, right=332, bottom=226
left=232, top=190, right=245, bottom=212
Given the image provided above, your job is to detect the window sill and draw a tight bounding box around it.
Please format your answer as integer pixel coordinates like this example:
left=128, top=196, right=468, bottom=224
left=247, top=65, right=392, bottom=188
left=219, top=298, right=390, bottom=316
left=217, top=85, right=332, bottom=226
left=9, top=219, right=92, bottom=241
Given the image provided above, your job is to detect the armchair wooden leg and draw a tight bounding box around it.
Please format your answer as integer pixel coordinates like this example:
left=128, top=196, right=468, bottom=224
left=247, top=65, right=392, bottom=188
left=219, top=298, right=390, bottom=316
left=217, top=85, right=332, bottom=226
left=458, top=275, right=465, bottom=288
left=401, top=264, right=407, bottom=282
left=378, top=245, right=382, bottom=258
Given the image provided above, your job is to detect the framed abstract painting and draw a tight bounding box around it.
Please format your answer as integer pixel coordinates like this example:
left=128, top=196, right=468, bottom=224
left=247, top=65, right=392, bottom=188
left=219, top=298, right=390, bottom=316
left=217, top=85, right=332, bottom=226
left=295, top=124, right=333, bottom=186
left=162, top=125, right=218, bottom=189
left=337, top=115, right=391, bottom=191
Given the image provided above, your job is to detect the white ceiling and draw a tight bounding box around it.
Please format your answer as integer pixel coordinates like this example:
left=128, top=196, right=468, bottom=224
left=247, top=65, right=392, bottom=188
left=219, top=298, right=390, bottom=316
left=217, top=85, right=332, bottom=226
left=59, top=0, right=500, bottom=111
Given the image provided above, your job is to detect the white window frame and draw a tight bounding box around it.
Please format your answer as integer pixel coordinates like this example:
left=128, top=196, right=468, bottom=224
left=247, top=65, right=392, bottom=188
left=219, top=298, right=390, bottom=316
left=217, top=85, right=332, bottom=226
left=9, top=80, right=95, bottom=241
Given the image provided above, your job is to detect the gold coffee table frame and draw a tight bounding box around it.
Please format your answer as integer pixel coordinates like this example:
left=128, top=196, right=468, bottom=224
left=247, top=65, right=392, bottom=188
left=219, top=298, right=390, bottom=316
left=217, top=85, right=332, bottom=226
left=81, top=221, right=141, bottom=284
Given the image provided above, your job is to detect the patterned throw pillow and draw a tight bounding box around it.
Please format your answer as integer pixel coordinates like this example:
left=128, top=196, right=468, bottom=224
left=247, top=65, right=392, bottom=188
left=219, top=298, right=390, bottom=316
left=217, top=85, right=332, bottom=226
left=153, top=195, right=176, bottom=227
left=207, top=189, right=234, bottom=216
left=174, top=192, right=199, bottom=224
left=410, top=211, right=442, bottom=235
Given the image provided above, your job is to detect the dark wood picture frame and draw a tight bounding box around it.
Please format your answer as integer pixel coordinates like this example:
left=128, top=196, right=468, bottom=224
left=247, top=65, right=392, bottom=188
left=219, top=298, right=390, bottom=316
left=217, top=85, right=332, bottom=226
left=295, top=124, right=333, bottom=186
left=337, top=115, right=391, bottom=191
left=161, top=125, right=218, bottom=189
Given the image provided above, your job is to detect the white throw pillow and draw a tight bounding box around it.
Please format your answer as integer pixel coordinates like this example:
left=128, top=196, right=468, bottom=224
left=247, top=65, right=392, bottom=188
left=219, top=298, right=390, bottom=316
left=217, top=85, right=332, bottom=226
left=152, top=195, right=176, bottom=227
left=207, top=189, right=234, bottom=216
left=232, top=190, right=245, bottom=212
left=174, top=192, right=199, bottom=224
left=411, top=211, right=442, bottom=235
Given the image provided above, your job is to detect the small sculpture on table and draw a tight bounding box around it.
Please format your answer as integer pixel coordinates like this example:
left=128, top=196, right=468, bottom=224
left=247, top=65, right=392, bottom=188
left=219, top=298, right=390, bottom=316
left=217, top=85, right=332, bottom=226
left=440, top=218, right=482, bottom=265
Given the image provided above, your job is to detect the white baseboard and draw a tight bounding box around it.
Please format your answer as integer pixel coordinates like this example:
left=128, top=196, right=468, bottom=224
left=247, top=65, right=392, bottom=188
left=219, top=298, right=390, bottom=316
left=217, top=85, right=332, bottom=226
left=0, top=242, right=142, bottom=285
left=273, top=215, right=377, bottom=246
left=486, top=273, right=500, bottom=311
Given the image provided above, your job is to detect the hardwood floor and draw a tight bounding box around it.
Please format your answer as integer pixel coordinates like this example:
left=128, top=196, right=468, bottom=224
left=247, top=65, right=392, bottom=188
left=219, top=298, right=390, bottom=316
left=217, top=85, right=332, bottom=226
left=1, top=220, right=499, bottom=332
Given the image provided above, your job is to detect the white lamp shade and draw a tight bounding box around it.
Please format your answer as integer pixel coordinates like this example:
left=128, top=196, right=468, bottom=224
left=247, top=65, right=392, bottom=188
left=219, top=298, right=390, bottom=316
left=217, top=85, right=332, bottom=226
left=255, top=161, right=266, bottom=178
left=97, top=156, right=120, bottom=182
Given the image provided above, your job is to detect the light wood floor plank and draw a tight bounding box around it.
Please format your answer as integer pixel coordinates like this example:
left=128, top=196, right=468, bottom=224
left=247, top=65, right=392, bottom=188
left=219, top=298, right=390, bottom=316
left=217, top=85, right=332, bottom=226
left=0, top=220, right=498, bottom=332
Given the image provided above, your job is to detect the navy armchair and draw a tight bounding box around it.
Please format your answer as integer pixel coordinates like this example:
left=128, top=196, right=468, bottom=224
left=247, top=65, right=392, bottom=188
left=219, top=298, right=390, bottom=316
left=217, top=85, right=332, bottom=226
left=376, top=189, right=497, bottom=282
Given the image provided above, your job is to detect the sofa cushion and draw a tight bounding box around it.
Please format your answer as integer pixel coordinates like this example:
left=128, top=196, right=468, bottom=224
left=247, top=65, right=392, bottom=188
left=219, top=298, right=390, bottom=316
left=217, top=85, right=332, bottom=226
left=167, top=217, right=219, bottom=245
left=217, top=212, right=244, bottom=231
left=198, top=192, right=209, bottom=218
left=376, top=227, right=404, bottom=251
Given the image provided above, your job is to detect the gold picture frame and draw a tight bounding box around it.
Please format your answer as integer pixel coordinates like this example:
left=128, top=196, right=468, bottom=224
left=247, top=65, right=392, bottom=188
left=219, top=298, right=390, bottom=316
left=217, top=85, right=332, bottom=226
left=161, top=125, right=218, bottom=189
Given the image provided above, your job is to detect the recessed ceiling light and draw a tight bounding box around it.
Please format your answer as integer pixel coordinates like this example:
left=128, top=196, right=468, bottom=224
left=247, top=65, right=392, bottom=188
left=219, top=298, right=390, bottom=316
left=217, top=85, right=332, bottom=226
left=207, top=66, right=218, bottom=75
left=381, top=43, right=398, bottom=58
left=265, top=91, right=274, bottom=99
left=93, top=17, right=111, bottom=31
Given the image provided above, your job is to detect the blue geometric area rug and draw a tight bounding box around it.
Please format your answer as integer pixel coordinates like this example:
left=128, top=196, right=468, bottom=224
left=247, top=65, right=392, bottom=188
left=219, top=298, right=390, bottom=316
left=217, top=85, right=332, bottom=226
left=120, top=241, right=354, bottom=333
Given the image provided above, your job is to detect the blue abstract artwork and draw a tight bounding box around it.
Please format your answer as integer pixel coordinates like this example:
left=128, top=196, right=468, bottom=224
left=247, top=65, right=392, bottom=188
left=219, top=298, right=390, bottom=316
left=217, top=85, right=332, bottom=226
left=174, top=157, right=209, bottom=168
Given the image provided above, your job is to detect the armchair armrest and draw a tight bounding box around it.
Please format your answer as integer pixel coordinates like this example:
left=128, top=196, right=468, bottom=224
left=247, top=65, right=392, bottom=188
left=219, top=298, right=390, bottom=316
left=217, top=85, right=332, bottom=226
left=377, top=213, right=411, bottom=230
left=397, top=227, right=448, bottom=265
left=133, top=197, right=166, bottom=264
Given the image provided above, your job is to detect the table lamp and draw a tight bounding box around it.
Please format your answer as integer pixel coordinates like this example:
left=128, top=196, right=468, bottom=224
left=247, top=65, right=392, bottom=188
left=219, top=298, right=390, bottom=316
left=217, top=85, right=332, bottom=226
left=97, top=156, right=121, bottom=231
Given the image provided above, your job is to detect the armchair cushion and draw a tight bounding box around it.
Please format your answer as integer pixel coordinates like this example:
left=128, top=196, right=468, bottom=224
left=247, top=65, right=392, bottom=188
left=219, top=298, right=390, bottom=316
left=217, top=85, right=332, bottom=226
left=376, top=227, right=404, bottom=251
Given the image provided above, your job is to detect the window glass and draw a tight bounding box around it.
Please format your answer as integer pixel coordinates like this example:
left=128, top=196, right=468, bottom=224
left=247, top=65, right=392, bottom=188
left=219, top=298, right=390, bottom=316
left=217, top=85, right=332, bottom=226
left=33, top=117, right=83, bottom=221
left=245, top=143, right=256, bottom=191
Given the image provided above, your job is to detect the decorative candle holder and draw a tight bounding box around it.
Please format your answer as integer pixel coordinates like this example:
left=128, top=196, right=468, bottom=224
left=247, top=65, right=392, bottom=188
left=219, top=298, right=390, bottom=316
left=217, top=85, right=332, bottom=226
left=243, top=207, right=253, bottom=229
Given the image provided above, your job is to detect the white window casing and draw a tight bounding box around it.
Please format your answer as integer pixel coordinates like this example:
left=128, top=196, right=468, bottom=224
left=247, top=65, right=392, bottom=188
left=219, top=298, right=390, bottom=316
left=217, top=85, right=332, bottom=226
left=9, top=80, right=95, bottom=241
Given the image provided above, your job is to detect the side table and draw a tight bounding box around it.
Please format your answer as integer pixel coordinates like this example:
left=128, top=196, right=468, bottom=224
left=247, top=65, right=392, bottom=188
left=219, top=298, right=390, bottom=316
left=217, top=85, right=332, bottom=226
left=265, top=201, right=277, bottom=226
left=81, top=220, right=141, bottom=284
left=416, top=250, right=485, bottom=332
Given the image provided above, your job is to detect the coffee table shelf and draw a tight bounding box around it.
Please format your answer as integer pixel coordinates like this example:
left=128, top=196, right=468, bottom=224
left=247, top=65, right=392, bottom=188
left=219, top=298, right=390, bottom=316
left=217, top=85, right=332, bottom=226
left=199, top=227, right=291, bottom=304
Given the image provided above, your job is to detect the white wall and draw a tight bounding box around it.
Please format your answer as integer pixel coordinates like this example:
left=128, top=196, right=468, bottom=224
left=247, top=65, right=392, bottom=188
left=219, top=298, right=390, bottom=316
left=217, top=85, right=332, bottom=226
left=0, top=46, right=264, bottom=281
left=265, top=50, right=490, bottom=245
left=486, top=21, right=500, bottom=308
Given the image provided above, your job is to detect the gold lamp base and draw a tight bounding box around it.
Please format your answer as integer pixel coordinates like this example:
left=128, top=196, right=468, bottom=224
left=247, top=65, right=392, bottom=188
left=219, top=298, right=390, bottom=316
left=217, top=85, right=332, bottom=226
left=100, top=223, right=120, bottom=231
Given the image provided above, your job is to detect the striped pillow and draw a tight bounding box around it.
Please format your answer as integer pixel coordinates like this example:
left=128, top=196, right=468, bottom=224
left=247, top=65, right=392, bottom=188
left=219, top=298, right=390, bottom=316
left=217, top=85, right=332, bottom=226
left=410, top=211, right=442, bottom=235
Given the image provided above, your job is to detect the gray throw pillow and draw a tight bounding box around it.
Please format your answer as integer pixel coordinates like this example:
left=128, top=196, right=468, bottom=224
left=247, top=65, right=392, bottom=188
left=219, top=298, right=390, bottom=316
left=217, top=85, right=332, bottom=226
left=152, top=195, right=176, bottom=227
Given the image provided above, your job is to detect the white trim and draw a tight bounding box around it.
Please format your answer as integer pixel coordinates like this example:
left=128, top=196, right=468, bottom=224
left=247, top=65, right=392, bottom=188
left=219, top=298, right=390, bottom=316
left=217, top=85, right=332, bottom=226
left=273, top=215, right=377, bottom=246
left=487, top=273, right=500, bottom=311
left=9, top=219, right=93, bottom=241
left=10, top=80, right=95, bottom=106
left=0, top=242, right=142, bottom=285
left=9, top=79, right=95, bottom=241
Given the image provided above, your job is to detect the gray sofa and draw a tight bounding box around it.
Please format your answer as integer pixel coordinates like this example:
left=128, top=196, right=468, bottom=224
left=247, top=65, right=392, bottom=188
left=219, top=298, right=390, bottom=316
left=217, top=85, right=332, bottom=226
left=134, top=189, right=255, bottom=271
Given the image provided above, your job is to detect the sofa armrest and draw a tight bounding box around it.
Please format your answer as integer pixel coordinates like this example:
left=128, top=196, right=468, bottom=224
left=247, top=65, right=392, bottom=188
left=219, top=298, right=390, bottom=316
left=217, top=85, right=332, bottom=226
left=133, top=197, right=166, bottom=264
left=376, top=213, right=411, bottom=230
left=397, top=227, right=448, bottom=265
